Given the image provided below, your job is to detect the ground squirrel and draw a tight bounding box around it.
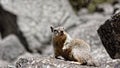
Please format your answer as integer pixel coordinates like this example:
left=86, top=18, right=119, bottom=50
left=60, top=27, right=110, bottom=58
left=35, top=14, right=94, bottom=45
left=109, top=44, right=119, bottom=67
left=50, top=26, right=99, bottom=66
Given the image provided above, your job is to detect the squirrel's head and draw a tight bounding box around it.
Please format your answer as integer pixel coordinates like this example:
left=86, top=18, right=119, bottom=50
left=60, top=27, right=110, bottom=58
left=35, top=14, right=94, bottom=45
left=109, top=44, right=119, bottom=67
left=50, top=26, right=65, bottom=36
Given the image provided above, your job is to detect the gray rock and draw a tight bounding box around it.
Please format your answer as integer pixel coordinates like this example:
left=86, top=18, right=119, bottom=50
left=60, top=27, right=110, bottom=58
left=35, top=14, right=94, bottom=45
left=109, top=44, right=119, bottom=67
left=13, top=52, right=41, bottom=64
left=42, top=45, right=54, bottom=56
left=15, top=56, right=120, bottom=68
left=0, top=34, right=26, bottom=62
left=0, top=0, right=80, bottom=53
left=0, top=60, right=10, bottom=68
left=79, top=13, right=110, bottom=23
left=98, top=3, right=114, bottom=15
left=113, top=3, right=120, bottom=14
left=16, top=52, right=40, bottom=60
left=15, top=56, right=94, bottom=68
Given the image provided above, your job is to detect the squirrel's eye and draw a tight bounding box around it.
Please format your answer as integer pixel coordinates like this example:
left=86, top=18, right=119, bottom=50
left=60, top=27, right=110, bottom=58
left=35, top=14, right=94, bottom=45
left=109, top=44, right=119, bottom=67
left=54, top=30, right=58, bottom=33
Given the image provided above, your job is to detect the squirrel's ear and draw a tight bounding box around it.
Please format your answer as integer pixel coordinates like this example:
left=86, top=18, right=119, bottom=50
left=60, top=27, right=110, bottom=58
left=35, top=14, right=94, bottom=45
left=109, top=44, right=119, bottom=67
left=63, top=27, right=64, bottom=29
left=61, top=27, right=64, bottom=30
left=50, top=26, right=54, bottom=32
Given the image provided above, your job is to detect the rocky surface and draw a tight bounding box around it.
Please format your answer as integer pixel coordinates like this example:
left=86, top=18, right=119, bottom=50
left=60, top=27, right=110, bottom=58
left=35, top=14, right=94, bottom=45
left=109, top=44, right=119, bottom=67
left=15, top=56, right=120, bottom=68
left=0, top=34, right=26, bottom=62
left=0, top=0, right=120, bottom=68
left=0, top=60, right=10, bottom=68
left=0, top=34, right=27, bottom=67
left=0, top=0, right=79, bottom=53
left=0, top=4, right=31, bottom=53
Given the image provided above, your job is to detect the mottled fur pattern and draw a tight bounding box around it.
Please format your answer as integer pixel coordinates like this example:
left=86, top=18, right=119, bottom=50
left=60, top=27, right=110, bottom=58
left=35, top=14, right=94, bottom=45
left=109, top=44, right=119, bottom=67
left=50, top=26, right=99, bottom=66
left=52, top=33, right=67, bottom=58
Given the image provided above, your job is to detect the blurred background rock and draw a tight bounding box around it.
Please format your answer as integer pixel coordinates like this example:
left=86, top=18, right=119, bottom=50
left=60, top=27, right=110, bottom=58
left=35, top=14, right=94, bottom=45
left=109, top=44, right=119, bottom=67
left=0, top=0, right=120, bottom=67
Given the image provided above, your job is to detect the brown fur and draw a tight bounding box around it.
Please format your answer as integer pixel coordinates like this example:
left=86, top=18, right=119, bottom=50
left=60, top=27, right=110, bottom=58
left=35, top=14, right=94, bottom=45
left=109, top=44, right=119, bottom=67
left=50, top=26, right=99, bottom=66
left=52, top=33, right=67, bottom=58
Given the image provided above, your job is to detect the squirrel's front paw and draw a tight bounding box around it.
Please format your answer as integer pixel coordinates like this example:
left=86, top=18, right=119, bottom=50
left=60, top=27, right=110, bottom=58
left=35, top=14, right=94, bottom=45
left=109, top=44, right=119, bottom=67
left=63, top=42, right=69, bottom=50
left=62, top=46, right=66, bottom=51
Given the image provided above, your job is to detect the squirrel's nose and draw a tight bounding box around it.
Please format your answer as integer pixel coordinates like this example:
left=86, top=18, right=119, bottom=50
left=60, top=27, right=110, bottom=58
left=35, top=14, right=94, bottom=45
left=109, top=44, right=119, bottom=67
left=58, top=30, right=63, bottom=33
left=60, top=31, right=64, bottom=35
left=61, top=31, right=63, bottom=33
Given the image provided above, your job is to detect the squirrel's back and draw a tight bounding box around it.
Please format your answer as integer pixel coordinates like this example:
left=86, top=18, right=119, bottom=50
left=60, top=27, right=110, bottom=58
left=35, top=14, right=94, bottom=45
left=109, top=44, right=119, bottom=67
left=69, top=39, right=90, bottom=51
left=63, top=38, right=99, bottom=66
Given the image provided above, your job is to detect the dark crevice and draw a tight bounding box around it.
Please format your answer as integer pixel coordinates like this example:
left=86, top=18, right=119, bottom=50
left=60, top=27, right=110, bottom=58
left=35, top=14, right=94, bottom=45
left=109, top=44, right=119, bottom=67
left=0, top=4, right=32, bottom=53
left=69, top=0, right=91, bottom=13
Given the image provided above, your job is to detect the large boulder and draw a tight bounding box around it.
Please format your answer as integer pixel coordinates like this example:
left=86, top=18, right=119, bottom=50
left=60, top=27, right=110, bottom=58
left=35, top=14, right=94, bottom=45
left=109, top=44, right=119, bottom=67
left=97, top=12, right=120, bottom=59
left=0, top=0, right=80, bottom=53
left=0, top=34, right=26, bottom=62
left=0, top=5, right=31, bottom=52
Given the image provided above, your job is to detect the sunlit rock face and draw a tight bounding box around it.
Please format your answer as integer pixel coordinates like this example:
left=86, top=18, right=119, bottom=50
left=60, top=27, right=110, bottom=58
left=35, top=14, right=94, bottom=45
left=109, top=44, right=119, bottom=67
left=0, top=0, right=79, bottom=53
